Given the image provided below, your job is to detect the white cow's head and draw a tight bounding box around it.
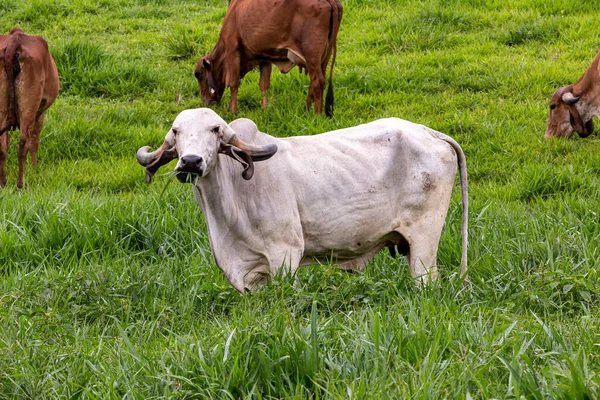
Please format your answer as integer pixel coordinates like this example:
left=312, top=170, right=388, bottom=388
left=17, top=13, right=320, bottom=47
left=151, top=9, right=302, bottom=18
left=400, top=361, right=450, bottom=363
left=136, top=108, right=277, bottom=183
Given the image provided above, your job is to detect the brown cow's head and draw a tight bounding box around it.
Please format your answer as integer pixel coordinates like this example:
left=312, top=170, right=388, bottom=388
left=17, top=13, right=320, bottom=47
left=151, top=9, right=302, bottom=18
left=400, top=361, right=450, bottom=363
left=194, top=56, right=226, bottom=106
left=545, top=85, right=595, bottom=139
left=136, top=109, right=277, bottom=184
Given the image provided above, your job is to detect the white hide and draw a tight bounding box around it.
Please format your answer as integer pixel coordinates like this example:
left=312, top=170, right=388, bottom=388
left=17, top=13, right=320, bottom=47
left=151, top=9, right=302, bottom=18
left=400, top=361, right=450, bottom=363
left=168, top=109, right=467, bottom=292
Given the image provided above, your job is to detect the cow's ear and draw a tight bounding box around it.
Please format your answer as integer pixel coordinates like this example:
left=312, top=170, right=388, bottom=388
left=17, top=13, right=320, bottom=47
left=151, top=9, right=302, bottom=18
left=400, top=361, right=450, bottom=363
left=203, top=58, right=211, bottom=71
left=219, top=143, right=255, bottom=180
left=578, top=119, right=596, bottom=138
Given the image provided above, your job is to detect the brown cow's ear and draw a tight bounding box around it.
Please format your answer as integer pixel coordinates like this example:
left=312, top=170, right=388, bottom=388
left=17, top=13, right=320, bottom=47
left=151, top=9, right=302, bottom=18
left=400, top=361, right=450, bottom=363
left=567, top=106, right=586, bottom=136
left=203, top=58, right=211, bottom=71
left=578, top=119, right=595, bottom=138
left=219, top=143, right=255, bottom=180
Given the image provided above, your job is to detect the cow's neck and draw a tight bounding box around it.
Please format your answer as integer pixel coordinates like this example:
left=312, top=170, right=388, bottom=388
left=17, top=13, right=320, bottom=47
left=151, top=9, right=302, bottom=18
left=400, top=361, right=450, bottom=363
left=191, top=156, right=252, bottom=290
left=574, top=55, right=600, bottom=120
left=210, top=42, right=228, bottom=84
left=192, top=156, right=241, bottom=236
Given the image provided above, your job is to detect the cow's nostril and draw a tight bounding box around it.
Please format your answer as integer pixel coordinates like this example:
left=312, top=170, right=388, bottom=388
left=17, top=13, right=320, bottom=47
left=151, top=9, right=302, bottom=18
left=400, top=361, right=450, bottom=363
left=180, top=155, right=203, bottom=172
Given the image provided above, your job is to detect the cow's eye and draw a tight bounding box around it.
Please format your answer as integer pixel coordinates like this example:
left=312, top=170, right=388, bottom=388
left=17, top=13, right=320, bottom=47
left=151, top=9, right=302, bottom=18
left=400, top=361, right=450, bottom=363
left=172, top=128, right=179, bottom=135
left=211, top=126, right=220, bottom=134
left=550, top=105, right=556, bottom=110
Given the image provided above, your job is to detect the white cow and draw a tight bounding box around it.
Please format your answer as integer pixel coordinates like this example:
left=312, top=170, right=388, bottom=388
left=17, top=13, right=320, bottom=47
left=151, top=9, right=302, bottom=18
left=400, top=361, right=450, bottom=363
left=137, top=108, right=468, bottom=292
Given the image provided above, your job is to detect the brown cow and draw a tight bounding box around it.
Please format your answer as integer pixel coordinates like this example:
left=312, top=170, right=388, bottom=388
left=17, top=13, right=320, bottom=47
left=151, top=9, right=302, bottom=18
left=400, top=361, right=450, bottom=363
left=545, top=50, right=599, bottom=139
left=0, top=27, right=59, bottom=188
left=194, top=0, right=342, bottom=117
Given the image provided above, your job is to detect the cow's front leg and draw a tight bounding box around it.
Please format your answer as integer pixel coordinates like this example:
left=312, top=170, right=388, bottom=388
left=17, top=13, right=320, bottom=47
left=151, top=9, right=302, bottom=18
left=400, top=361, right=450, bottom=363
left=226, top=52, right=241, bottom=113
left=259, top=62, right=272, bottom=111
left=229, top=85, right=239, bottom=113
left=243, top=265, right=271, bottom=291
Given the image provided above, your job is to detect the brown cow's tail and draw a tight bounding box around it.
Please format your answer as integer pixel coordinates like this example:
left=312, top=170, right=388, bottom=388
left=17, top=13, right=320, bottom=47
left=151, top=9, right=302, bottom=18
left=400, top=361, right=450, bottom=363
left=324, top=0, right=342, bottom=118
left=324, top=41, right=336, bottom=118
left=0, top=39, right=21, bottom=136
left=435, top=131, right=469, bottom=287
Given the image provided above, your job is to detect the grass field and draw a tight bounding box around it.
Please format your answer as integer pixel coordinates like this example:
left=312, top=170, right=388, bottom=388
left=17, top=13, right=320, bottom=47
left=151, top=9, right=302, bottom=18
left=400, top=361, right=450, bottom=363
left=1, top=0, right=600, bottom=398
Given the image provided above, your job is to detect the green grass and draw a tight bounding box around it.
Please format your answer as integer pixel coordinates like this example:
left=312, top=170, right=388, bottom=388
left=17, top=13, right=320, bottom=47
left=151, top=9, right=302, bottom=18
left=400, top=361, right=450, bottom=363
left=1, top=0, right=600, bottom=398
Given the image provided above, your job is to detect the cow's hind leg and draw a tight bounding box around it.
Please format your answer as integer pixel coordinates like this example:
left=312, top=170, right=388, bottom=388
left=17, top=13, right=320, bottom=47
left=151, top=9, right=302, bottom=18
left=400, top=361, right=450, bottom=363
left=0, top=66, right=9, bottom=186
left=407, top=238, right=439, bottom=286
left=259, top=62, right=272, bottom=111
left=399, top=222, right=444, bottom=286
left=305, top=67, right=326, bottom=115
left=16, top=118, right=33, bottom=189
left=16, top=107, right=39, bottom=188
left=29, top=112, right=45, bottom=167
left=15, top=61, right=44, bottom=188
left=0, top=133, right=8, bottom=186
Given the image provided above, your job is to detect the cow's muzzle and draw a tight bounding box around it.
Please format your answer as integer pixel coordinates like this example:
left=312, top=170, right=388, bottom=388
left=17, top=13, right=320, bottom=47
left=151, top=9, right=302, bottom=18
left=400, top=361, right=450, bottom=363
left=175, top=155, right=204, bottom=183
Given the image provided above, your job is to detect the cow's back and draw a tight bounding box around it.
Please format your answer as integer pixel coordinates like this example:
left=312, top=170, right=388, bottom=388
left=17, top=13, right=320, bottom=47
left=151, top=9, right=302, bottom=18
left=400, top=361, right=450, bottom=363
left=247, top=119, right=459, bottom=259
left=223, top=0, right=332, bottom=54
left=10, top=33, right=59, bottom=110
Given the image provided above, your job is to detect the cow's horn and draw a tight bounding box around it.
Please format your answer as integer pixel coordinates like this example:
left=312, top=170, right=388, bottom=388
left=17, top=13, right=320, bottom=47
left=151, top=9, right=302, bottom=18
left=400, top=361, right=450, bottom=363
left=562, top=91, right=580, bottom=105
left=136, top=145, right=162, bottom=166
left=228, top=135, right=277, bottom=160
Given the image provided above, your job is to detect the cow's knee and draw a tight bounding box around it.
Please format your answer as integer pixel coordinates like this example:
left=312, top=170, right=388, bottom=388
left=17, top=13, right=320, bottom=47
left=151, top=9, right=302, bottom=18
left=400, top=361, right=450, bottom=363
left=18, top=133, right=28, bottom=152
left=243, top=266, right=270, bottom=291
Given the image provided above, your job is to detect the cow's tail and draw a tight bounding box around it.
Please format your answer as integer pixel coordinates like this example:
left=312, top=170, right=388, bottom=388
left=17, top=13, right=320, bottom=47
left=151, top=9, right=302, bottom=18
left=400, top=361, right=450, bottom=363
left=437, top=132, right=469, bottom=286
left=0, top=38, right=21, bottom=136
left=324, top=0, right=342, bottom=118
left=324, top=41, right=336, bottom=118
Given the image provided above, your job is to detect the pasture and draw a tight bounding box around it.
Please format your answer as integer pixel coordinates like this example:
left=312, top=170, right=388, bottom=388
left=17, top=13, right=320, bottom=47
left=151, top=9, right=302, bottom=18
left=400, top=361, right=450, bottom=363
left=1, top=0, right=599, bottom=397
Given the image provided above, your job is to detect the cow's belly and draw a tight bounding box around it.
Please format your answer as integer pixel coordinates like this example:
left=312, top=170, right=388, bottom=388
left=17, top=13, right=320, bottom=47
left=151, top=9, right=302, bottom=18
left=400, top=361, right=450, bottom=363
left=298, top=192, right=404, bottom=262
left=301, top=230, right=397, bottom=265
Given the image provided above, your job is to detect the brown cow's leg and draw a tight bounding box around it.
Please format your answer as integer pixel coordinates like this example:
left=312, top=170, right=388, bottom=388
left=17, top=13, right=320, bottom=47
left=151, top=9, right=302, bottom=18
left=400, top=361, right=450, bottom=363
left=306, top=69, right=326, bottom=115
left=17, top=130, right=29, bottom=189
left=259, top=62, right=272, bottom=111
left=16, top=109, right=37, bottom=188
left=16, top=121, right=33, bottom=189
left=226, top=52, right=241, bottom=113
left=0, top=133, right=8, bottom=186
left=0, top=65, right=9, bottom=186
left=229, top=86, right=238, bottom=113
left=29, top=112, right=45, bottom=167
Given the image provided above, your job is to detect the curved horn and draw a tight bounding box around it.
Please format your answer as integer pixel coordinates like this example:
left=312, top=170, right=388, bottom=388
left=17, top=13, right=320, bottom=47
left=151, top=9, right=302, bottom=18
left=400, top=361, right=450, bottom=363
left=228, top=135, right=277, bottom=161
left=136, top=145, right=162, bottom=166
left=562, top=91, right=580, bottom=105
left=136, top=142, right=177, bottom=184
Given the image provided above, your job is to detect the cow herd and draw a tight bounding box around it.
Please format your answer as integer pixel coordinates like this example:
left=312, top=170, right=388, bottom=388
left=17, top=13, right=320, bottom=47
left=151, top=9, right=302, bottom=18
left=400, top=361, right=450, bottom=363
left=1, top=0, right=598, bottom=292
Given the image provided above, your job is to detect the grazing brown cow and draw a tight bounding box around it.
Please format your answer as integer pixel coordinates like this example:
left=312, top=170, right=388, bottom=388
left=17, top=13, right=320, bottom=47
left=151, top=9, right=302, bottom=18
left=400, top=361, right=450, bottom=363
left=194, top=0, right=342, bottom=117
left=545, top=50, right=599, bottom=139
left=0, top=27, right=59, bottom=188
